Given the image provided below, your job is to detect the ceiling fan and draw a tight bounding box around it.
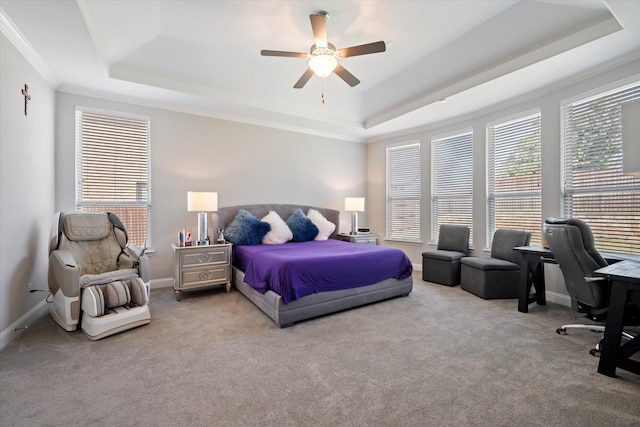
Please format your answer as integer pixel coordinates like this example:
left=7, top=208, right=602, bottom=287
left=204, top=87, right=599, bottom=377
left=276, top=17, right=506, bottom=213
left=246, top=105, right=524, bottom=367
left=261, top=11, right=386, bottom=89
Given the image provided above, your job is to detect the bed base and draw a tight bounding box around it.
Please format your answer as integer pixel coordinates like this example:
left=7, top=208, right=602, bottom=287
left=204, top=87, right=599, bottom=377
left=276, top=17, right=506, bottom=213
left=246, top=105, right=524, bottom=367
left=233, top=267, right=413, bottom=327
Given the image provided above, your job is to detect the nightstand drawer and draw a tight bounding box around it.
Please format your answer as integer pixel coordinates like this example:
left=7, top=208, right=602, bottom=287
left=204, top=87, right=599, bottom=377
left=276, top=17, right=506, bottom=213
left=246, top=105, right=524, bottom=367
left=356, top=236, right=378, bottom=245
left=181, top=265, right=231, bottom=288
left=180, top=248, right=229, bottom=267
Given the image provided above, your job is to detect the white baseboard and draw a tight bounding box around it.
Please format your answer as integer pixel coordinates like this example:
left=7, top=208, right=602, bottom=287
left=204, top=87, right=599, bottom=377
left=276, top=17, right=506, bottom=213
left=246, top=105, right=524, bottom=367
left=545, top=290, right=572, bottom=308
left=0, top=299, right=49, bottom=351
left=151, top=277, right=174, bottom=289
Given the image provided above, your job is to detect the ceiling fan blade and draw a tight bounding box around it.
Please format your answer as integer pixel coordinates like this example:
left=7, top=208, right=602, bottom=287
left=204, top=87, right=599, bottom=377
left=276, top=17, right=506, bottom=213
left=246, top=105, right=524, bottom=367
left=338, top=41, right=386, bottom=58
left=310, top=13, right=328, bottom=47
left=261, top=50, right=308, bottom=58
left=294, top=68, right=315, bottom=89
left=334, top=64, right=360, bottom=87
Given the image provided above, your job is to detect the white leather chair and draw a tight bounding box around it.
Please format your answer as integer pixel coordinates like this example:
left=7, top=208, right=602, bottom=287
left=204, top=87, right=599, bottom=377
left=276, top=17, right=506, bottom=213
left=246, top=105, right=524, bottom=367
left=48, top=211, right=151, bottom=340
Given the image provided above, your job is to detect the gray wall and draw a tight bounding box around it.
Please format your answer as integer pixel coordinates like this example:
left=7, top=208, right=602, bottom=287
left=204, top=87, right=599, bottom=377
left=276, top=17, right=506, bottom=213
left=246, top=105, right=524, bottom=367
left=55, top=93, right=366, bottom=282
left=0, top=34, right=55, bottom=344
left=366, top=57, right=640, bottom=306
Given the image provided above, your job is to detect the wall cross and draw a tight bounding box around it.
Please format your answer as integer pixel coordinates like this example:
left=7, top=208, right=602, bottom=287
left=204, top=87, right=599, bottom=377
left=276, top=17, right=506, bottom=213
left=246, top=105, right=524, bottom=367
left=21, top=84, right=31, bottom=116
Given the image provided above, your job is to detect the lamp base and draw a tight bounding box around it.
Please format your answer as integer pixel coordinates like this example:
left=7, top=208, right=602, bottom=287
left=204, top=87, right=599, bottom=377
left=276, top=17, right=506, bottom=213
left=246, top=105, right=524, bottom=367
left=197, top=212, right=209, bottom=245
left=350, top=211, right=359, bottom=235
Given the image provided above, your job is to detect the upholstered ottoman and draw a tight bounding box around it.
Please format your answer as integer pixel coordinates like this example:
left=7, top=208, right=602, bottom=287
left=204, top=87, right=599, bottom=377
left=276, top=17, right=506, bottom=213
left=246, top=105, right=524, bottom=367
left=422, top=250, right=466, bottom=286
left=460, top=257, right=520, bottom=299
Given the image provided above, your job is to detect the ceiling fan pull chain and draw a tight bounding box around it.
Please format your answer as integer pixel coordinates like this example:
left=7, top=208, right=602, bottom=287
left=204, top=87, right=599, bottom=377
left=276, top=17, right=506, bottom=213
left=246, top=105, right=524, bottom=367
left=322, top=81, right=325, bottom=104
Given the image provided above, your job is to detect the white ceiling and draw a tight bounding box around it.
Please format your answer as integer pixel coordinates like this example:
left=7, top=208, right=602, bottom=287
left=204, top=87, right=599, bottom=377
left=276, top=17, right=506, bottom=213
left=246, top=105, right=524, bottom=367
left=2, top=0, right=640, bottom=142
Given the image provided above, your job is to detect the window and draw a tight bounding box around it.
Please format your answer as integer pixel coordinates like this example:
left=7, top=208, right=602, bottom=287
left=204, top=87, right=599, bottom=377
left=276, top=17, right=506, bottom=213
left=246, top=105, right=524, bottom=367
left=431, top=131, right=473, bottom=244
left=561, top=82, right=640, bottom=253
left=487, top=111, right=542, bottom=245
left=76, top=109, right=151, bottom=247
left=386, top=142, right=421, bottom=243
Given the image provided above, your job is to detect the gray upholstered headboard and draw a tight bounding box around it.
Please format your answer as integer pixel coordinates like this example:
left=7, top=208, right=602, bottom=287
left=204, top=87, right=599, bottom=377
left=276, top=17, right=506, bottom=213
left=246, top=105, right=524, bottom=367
left=212, top=204, right=340, bottom=241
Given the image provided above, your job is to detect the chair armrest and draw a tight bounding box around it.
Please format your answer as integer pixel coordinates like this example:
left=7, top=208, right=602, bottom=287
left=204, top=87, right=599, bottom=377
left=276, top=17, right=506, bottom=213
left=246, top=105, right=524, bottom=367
left=49, top=250, right=81, bottom=297
left=119, top=245, right=150, bottom=282
left=138, top=255, right=150, bottom=283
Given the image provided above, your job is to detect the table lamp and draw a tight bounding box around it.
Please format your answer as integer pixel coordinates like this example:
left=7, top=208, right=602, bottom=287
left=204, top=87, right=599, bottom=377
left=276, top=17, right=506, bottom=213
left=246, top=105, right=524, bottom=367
left=345, top=197, right=365, bottom=235
left=187, top=191, right=218, bottom=245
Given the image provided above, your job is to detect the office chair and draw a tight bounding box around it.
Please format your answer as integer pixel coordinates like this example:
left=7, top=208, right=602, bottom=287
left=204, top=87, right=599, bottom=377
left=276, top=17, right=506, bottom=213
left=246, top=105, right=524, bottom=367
left=544, top=217, right=636, bottom=356
left=48, top=211, right=151, bottom=340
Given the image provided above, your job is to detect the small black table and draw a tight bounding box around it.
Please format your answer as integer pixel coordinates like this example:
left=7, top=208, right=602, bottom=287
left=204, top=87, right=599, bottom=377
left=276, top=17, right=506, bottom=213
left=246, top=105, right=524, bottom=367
left=594, top=260, right=640, bottom=377
left=514, top=246, right=554, bottom=313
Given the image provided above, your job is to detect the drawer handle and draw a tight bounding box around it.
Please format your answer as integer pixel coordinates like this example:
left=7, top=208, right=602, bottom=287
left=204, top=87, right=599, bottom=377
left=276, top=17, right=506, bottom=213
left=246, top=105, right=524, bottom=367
left=198, top=254, right=213, bottom=263
left=199, top=271, right=212, bottom=280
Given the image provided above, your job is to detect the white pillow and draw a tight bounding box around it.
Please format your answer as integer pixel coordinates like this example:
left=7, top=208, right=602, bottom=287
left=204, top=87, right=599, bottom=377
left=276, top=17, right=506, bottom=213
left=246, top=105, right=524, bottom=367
left=307, top=209, right=336, bottom=241
left=261, top=211, right=293, bottom=244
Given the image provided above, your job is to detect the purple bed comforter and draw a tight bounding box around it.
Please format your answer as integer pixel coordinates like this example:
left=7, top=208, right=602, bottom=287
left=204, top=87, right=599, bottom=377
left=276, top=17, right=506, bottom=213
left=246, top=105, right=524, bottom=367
left=234, top=239, right=413, bottom=304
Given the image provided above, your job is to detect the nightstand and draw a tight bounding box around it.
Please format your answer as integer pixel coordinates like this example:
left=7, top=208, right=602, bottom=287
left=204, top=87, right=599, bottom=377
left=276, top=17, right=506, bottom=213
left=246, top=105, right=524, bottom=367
left=172, top=243, right=232, bottom=301
left=337, top=233, right=379, bottom=245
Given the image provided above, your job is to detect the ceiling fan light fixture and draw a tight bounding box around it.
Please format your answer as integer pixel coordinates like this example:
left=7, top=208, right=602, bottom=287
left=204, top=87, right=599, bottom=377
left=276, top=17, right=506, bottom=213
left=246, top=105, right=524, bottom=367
left=309, top=54, right=337, bottom=78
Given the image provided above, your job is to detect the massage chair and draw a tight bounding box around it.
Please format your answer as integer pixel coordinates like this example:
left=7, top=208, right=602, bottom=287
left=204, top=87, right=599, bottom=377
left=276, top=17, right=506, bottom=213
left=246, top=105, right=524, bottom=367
left=48, top=211, right=151, bottom=340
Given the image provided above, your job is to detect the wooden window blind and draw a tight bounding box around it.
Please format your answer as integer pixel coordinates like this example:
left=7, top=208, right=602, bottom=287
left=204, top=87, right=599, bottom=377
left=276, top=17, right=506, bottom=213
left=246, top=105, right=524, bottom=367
left=76, top=109, right=151, bottom=247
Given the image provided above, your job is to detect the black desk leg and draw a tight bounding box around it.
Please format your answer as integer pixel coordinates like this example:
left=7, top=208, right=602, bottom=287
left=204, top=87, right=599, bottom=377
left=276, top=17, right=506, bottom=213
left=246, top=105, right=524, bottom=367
left=534, top=261, right=546, bottom=306
left=518, top=257, right=533, bottom=313
left=597, top=281, right=628, bottom=377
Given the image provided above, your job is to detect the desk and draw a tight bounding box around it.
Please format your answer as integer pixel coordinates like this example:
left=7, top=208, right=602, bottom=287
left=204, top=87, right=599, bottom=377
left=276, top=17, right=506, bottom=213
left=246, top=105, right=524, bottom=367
left=514, top=246, right=640, bottom=313
left=594, top=260, right=640, bottom=377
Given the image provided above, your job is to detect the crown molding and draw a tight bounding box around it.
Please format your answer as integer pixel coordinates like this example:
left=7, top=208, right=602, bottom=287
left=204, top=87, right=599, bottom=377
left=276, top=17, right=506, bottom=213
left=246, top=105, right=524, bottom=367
left=0, top=7, right=61, bottom=88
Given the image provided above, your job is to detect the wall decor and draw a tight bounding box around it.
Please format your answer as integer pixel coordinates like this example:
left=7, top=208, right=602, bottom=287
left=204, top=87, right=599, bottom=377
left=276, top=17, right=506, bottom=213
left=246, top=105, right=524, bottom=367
left=21, top=84, right=30, bottom=116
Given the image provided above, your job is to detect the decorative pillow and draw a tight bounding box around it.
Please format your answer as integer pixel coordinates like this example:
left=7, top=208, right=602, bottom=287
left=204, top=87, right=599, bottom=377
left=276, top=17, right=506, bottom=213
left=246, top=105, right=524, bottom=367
left=286, top=209, right=319, bottom=242
left=224, top=209, right=271, bottom=246
left=307, top=209, right=336, bottom=241
left=261, top=211, right=293, bottom=244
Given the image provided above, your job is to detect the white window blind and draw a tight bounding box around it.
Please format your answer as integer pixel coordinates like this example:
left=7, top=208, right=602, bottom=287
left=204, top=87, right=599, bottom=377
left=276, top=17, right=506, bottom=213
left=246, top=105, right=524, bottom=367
left=431, top=131, right=473, bottom=244
left=561, top=82, right=640, bottom=253
left=387, top=142, right=421, bottom=242
left=76, top=109, right=151, bottom=247
left=487, top=111, right=542, bottom=245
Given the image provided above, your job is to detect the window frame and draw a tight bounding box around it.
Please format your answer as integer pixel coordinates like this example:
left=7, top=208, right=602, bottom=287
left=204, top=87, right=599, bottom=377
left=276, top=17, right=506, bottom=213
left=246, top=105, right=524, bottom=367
left=560, top=80, right=640, bottom=254
left=431, top=129, right=473, bottom=245
left=487, top=109, right=542, bottom=246
left=386, top=141, right=421, bottom=243
left=75, top=106, right=152, bottom=248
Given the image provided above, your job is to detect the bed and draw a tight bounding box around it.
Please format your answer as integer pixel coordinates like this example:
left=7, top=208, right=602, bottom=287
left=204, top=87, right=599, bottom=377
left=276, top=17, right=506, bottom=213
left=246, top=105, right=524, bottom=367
left=212, top=204, right=413, bottom=327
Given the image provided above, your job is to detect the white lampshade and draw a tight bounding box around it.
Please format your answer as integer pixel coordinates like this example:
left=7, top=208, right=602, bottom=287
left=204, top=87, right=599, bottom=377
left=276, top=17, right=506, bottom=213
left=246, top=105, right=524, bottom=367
left=345, top=197, right=365, bottom=212
left=309, top=55, right=337, bottom=78
left=187, top=192, right=218, bottom=212
left=622, top=101, right=640, bottom=178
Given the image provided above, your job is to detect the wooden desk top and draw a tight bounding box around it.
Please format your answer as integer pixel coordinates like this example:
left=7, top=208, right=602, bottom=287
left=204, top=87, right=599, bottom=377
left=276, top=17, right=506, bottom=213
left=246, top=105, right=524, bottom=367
left=514, top=245, right=640, bottom=264
left=595, top=260, right=640, bottom=283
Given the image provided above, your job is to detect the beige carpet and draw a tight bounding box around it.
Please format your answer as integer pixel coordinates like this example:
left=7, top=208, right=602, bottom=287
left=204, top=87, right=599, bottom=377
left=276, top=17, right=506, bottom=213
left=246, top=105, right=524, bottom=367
left=1, top=272, right=639, bottom=426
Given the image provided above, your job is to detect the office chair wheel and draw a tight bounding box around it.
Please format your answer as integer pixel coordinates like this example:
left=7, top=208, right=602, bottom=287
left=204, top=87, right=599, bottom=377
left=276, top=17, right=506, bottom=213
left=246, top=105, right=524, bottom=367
left=556, top=328, right=567, bottom=335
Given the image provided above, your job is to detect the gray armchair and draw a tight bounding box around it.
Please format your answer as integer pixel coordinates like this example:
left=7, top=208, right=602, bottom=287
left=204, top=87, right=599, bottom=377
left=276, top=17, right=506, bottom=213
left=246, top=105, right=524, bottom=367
left=422, top=224, right=470, bottom=286
left=544, top=217, right=636, bottom=355
left=48, top=211, right=151, bottom=340
left=460, top=229, right=531, bottom=299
